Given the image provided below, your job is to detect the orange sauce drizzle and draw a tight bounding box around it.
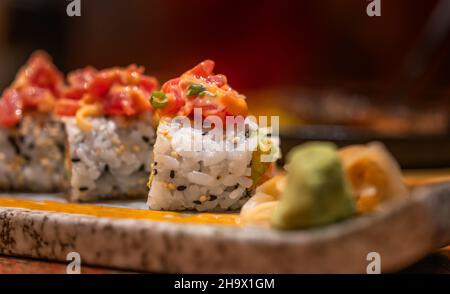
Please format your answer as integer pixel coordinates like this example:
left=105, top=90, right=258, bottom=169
left=0, top=197, right=240, bottom=227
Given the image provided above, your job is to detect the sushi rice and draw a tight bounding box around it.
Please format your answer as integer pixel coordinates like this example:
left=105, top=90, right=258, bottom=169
left=64, top=114, right=155, bottom=201
left=147, top=118, right=280, bottom=211
left=0, top=114, right=66, bottom=192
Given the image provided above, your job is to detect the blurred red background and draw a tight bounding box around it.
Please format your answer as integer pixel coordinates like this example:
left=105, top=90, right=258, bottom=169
left=0, top=0, right=447, bottom=92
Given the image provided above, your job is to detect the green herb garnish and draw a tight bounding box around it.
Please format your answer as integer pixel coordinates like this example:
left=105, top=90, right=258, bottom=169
left=187, top=84, right=207, bottom=96
left=150, top=91, right=168, bottom=109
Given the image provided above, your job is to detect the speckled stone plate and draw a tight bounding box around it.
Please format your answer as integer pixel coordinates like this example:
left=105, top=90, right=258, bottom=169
left=0, top=183, right=449, bottom=273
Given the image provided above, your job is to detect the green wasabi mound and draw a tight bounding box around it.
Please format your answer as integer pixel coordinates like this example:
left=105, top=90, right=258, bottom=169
left=271, top=142, right=356, bottom=230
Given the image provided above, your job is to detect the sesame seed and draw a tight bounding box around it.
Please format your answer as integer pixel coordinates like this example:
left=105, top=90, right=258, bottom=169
left=177, top=185, right=187, bottom=191
left=112, top=137, right=121, bottom=145
left=40, top=158, right=50, bottom=167
left=115, top=145, right=125, bottom=155
left=160, top=129, right=172, bottom=139
left=245, top=125, right=250, bottom=138
left=8, top=136, right=20, bottom=155
left=132, top=145, right=141, bottom=153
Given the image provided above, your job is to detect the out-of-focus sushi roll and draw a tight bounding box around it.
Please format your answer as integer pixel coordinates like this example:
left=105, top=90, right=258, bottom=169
left=0, top=51, right=66, bottom=192
left=147, top=60, right=280, bottom=211
left=55, top=65, right=158, bottom=201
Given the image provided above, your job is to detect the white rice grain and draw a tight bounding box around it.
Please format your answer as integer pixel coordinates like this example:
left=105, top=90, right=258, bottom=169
left=187, top=171, right=217, bottom=186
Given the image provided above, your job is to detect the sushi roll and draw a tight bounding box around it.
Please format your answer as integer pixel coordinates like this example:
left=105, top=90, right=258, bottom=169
left=147, top=60, right=280, bottom=211
left=55, top=65, right=158, bottom=201
left=0, top=51, right=66, bottom=192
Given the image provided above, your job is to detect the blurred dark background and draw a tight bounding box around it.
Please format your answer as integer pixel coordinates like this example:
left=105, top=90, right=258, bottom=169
left=0, top=0, right=449, bottom=135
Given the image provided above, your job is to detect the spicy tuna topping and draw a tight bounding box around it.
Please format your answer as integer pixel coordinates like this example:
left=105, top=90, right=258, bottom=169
left=151, top=60, right=248, bottom=121
left=0, top=51, right=64, bottom=128
left=55, top=65, right=158, bottom=131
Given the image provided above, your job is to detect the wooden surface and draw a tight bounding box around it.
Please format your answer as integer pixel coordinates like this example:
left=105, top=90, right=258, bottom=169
left=0, top=255, right=130, bottom=274
left=400, top=246, right=450, bottom=274
left=0, top=247, right=448, bottom=274
left=0, top=169, right=449, bottom=274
